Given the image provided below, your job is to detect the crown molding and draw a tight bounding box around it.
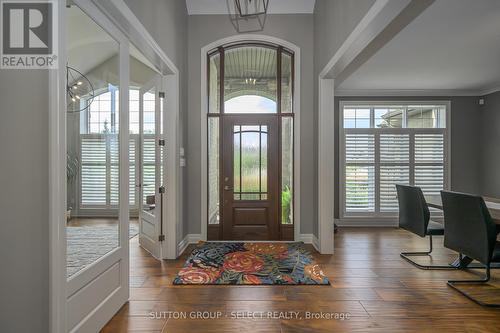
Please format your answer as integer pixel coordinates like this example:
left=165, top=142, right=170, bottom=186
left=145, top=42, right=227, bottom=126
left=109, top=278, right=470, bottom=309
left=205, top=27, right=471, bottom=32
left=335, top=86, right=500, bottom=97
left=478, top=84, right=500, bottom=96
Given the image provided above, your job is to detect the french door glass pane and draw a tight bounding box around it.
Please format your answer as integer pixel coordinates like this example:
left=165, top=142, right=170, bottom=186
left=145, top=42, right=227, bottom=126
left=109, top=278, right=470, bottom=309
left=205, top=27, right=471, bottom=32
left=233, top=125, right=268, bottom=200
left=208, top=117, right=220, bottom=224
left=281, top=117, right=293, bottom=224
left=208, top=52, right=220, bottom=113
left=66, top=4, right=120, bottom=278
left=281, top=52, right=292, bottom=113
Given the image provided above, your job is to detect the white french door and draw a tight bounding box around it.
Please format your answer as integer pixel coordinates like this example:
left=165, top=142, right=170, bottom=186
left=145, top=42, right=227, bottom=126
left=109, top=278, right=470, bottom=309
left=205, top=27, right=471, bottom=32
left=64, top=1, right=130, bottom=332
left=138, top=76, right=164, bottom=258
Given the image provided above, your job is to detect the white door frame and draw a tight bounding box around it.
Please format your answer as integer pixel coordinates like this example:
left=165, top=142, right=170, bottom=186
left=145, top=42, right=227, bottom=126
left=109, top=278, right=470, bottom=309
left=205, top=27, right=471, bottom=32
left=200, top=34, right=301, bottom=243
left=49, top=1, right=181, bottom=332
left=138, top=76, right=162, bottom=259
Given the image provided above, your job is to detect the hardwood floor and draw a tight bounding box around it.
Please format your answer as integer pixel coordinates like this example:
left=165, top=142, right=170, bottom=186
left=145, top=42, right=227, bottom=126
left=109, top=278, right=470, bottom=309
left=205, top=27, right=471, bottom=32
left=102, top=228, right=500, bottom=332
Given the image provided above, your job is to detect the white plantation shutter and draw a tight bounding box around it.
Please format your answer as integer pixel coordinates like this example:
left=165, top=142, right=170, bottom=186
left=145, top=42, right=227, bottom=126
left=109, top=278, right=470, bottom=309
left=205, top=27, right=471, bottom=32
left=380, top=134, right=409, bottom=162
left=110, top=135, right=119, bottom=205
left=341, top=102, right=448, bottom=218
left=380, top=165, right=410, bottom=211
left=80, top=134, right=139, bottom=209
left=345, top=165, right=375, bottom=211
left=415, top=134, right=443, bottom=163
left=142, top=135, right=156, bottom=204
left=81, top=135, right=107, bottom=205
left=345, top=134, right=375, bottom=163
left=129, top=137, right=138, bottom=207
left=415, top=134, right=444, bottom=195
left=380, top=134, right=410, bottom=211
left=345, top=134, right=375, bottom=212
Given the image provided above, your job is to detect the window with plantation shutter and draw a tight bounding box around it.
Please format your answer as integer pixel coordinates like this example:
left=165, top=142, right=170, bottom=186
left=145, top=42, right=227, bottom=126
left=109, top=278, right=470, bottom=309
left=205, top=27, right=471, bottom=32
left=345, top=134, right=375, bottom=212
left=81, top=135, right=107, bottom=205
left=341, top=102, right=449, bottom=219
left=79, top=89, right=147, bottom=211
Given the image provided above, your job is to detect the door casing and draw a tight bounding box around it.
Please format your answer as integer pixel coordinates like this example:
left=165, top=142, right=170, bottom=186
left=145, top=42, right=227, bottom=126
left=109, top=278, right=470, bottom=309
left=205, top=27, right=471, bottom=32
left=200, top=35, right=301, bottom=244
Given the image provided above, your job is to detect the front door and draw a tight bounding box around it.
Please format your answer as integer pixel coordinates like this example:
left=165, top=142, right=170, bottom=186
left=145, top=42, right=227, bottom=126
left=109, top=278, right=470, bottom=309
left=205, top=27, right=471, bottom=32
left=222, top=115, right=279, bottom=240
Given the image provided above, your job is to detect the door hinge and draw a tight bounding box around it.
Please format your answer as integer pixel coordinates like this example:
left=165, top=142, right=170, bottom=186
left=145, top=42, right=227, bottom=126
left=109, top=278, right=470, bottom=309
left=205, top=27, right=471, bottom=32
left=159, top=186, right=165, bottom=194
left=159, top=92, right=165, bottom=98
left=158, top=234, right=165, bottom=242
left=158, top=139, right=165, bottom=146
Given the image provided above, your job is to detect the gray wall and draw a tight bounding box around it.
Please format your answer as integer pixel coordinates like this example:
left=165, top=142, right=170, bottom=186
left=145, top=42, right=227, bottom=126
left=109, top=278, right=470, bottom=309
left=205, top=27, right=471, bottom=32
left=124, top=0, right=189, bottom=239
left=314, top=0, right=376, bottom=75
left=186, top=14, right=315, bottom=234
left=333, top=96, right=482, bottom=218
left=0, top=71, right=49, bottom=331
left=313, top=0, right=376, bottom=234
left=479, top=91, right=500, bottom=197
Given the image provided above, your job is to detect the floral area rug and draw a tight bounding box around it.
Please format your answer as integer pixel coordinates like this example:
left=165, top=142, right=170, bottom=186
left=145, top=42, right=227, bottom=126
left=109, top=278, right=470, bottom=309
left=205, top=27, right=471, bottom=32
left=173, top=242, right=330, bottom=285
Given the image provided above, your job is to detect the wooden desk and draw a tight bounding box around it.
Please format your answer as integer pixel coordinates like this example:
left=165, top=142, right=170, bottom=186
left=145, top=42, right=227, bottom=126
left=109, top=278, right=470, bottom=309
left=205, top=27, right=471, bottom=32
left=425, top=194, right=500, bottom=225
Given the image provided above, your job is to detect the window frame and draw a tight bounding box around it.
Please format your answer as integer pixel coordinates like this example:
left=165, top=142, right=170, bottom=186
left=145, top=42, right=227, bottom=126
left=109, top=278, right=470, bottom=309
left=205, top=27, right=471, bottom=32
left=206, top=41, right=296, bottom=238
left=77, top=88, right=155, bottom=213
left=339, top=100, right=451, bottom=222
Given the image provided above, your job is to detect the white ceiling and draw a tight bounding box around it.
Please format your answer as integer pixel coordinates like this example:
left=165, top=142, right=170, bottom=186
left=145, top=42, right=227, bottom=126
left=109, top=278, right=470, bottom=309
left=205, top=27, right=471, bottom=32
left=186, top=0, right=316, bottom=15
left=67, top=6, right=156, bottom=76
left=337, top=0, right=500, bottom=95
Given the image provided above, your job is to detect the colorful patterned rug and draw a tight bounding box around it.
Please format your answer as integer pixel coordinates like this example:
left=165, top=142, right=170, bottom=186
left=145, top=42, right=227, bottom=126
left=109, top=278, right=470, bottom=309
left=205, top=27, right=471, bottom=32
left=173, top=242, right=330, bottom=285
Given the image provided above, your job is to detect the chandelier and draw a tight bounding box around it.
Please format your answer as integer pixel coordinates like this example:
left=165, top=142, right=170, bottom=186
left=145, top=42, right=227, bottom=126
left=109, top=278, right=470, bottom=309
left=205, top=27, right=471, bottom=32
left=234, top=0, right=269, bottom=17
left=66, top=65, right=95, bottom=113
left=230, top=0, right=270, bottom=33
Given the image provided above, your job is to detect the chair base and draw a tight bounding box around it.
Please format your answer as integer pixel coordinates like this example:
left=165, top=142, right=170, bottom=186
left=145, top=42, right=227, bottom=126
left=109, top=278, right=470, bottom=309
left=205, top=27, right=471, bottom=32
left=400, top=235, right=458, bottom=270
left=447, top=266, right=500, bottom=307
left=449, top=255, right=500, bottom=269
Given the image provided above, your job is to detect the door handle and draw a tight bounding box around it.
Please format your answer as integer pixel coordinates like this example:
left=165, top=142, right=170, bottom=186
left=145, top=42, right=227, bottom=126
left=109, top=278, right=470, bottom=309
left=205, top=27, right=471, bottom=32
left=224, top=185, right=233, bottom=191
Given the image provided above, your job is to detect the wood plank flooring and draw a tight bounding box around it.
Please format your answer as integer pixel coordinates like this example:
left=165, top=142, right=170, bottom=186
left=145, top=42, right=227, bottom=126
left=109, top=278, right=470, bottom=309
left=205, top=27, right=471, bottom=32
left=102, top=228, right=500, bottom=332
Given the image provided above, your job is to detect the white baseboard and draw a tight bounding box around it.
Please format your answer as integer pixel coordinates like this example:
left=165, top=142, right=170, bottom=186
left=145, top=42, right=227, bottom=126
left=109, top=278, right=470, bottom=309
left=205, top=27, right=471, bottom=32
left=298, top=233, right=313, bottom=243
left=298, top=234, right=320, bottom=252
left=312, top=235, right=320, bottom=252
left=336, top=218, right=398, bottom=227
left=177, top=234, right=202, bottom=256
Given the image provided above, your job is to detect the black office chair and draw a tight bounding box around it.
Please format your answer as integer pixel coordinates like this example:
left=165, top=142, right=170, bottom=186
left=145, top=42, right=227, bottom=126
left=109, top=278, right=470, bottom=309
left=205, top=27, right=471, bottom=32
left=441, top=191, right=500, bottom=307
left=396, top=184, right=454, bottom=269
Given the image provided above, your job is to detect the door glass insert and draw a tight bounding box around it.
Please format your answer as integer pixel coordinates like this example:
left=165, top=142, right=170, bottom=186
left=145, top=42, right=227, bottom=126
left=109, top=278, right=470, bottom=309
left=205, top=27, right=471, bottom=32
left=281, top=117, right=293, bottom=224
left=66, top=4, right=120, bottom=278
left=141, top=88, right=156, bottom=216
left=233, top=125, right=268, bottom=200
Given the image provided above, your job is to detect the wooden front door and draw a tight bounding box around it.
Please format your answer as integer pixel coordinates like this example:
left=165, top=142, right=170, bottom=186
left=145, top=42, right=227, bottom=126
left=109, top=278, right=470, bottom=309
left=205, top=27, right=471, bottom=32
left=222, top=115, right=279, bottom=240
